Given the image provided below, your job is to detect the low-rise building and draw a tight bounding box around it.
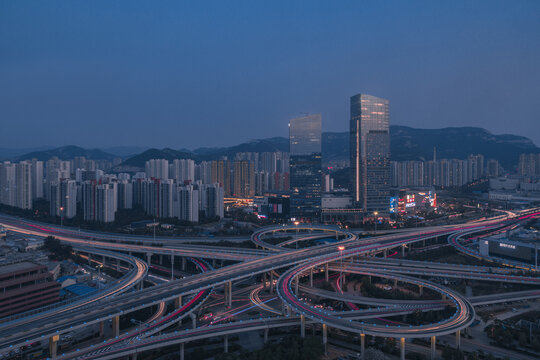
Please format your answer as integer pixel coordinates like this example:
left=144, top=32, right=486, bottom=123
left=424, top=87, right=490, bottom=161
left=0, top=261, right=61, bottom=317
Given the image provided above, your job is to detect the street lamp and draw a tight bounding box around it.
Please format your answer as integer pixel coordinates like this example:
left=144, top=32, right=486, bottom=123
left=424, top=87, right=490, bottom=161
left=338, top=245, right=345, bottom=289
left=373, top=211, right=379, bottom=232
left=96, top=264, right=103, bottom=289
left=294, top=221, right=300, bottom=249
left=59, top=207, right=64, bottom=227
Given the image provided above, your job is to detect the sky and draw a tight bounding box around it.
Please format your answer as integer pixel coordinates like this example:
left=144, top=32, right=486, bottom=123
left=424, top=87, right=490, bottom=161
left=1, top=1, right=539, bottom=150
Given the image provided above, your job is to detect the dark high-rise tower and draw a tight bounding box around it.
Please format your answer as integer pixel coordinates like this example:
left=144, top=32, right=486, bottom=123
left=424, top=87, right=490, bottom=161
left=289, top=114, right=322, bottom=221
left=350, top=94, right=390, bottom=215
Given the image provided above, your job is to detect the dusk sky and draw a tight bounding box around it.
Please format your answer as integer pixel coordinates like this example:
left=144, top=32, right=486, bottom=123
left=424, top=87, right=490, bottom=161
left=1, top=1, right=539, bottom=149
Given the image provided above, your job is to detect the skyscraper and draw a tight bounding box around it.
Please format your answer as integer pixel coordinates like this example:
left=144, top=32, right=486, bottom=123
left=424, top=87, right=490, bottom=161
left=289, top=114, right=322, bottom=221
left=350, top=94, right=390, bottom=215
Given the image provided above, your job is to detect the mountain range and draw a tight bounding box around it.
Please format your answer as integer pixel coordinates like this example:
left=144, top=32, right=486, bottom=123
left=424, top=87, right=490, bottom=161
left=9, top=126, right=539, bottom=170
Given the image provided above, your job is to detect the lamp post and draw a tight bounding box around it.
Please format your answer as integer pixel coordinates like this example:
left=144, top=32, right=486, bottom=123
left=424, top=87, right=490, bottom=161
left=294, top=221, right=300, bottom=249
left=96, top=264, right=103, bottom=289
left=373, top=211, right=379, bottom=232
left=60, top=207, right=64, bottom=227
left=338, top=245, right=345, bottom=289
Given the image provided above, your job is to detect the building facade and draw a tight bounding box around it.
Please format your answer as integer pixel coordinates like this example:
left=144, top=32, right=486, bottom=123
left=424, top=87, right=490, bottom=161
left=289, top=114, right=322, bottom=221
left=350, top=94, right=390, bottom=216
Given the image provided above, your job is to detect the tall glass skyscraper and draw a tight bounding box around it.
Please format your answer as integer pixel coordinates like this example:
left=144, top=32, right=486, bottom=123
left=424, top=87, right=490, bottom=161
left=289, top=114, right=322, bottom=221
left=350, top=94, right=390, bottom=215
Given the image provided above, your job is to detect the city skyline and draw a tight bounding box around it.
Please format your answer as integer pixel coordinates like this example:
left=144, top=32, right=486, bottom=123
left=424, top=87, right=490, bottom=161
left=1, top=1, right=539, bottom=148
left=1, top=3, right=540, bottom=360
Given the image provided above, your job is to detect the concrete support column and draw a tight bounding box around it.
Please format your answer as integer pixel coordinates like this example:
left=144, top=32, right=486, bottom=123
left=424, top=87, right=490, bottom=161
left=360, top=334, right=365, bottom=360
left=309, top=268, right=313, bottom=287
left=212, top=258, right=216, bottom=268
left=419, top=285, right=423, bottom=296
left=300, top=314, right=305, bottom=338
left=270, top=272, right=275, bottom=293
left=430, top=336, right=436, bottom=360
left=88, top=254, right=92, bottom=266
left=180, top=343, right=184, bottom=360
left=325, top=263, right=329, bottom=282
left=402, top=245, right=406, bottom=257
left=264, top=328, right=269, bottom=343
left=175, top=295, right=183, bottom=309
left=190, top=313, right=196, bottom=329
left=400, top=337, right=405, bottom=360
left=170, top=255, right=174, bottom=280
left=383, top=249, right=387, bottom=258
left=112, top=316, right=120, bottom=338
left=99, top=320, right=105, bottom=337
left=394, top=279, right=398, bottom=287
left=146, top=253, right=152, bottom=266
left=225, top=281, right=232, bottom=308
left=294, top=276, right=299, bottom=295
left=263, top=272, right=267, bottom=289
left=456, top=330, right=461, bottom=349
left=49, top=335, right=59, bottom=359
left=224, top=335, right=229, bottom=353
left=159, top=254, right=163, bottom=265
left=182, top=257, right=187, bottom=271
left=367, top=275, right=371, bottom=284
left=322, top=324, right=328, bottom=356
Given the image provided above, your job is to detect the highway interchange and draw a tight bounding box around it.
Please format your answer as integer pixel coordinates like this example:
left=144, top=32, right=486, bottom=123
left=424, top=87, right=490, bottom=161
left=0, top=208, right=539, bottom=360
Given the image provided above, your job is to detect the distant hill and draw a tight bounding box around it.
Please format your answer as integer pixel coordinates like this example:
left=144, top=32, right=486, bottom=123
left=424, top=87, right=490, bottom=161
left=101, top=146, right=149, bottom=157
left=8, top=126, right=538, bottom=171
left=117, top=148, right=196, bottom=169
left=17, top=145, right=116, bottom=162
left=0, top=146, right=56, bottom=161
left=389, top=126, right=538, bottom=169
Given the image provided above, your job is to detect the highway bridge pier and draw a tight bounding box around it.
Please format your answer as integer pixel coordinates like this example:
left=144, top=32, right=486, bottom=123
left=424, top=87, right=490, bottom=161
left=112, top=316, right=120, bottom=338
left=430, top=336, right=436, bottom=360
left=322, top=323, right=328, bottom=355
left=400, top=337, right=405, bottom=360
left=49, top=334, right=59, bottom=359
left=175, top=295, right=183, bottom=308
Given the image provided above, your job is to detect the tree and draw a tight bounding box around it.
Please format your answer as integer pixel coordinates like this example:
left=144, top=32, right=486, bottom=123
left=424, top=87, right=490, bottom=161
left=364, top=347, right=385, bottom=360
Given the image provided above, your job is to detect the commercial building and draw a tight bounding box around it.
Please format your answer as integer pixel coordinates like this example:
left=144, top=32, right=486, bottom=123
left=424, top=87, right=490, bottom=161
left=389, top=188, right=437, bottom=215
left=479, top=231, right=540, bottom=265
left=289, top=114, right=322, bottom=221
left=0, top=261, right=61, bottom=318
left=350, top=94, right=390, bottom=216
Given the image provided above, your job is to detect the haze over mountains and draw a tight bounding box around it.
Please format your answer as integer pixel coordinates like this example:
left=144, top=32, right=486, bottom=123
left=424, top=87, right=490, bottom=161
left=5, top=126, right=538, bottom=170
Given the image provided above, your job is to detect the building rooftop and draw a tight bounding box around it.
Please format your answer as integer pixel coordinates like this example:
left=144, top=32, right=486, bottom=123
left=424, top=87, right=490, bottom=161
left=0, top=261, right=41, bottom=274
